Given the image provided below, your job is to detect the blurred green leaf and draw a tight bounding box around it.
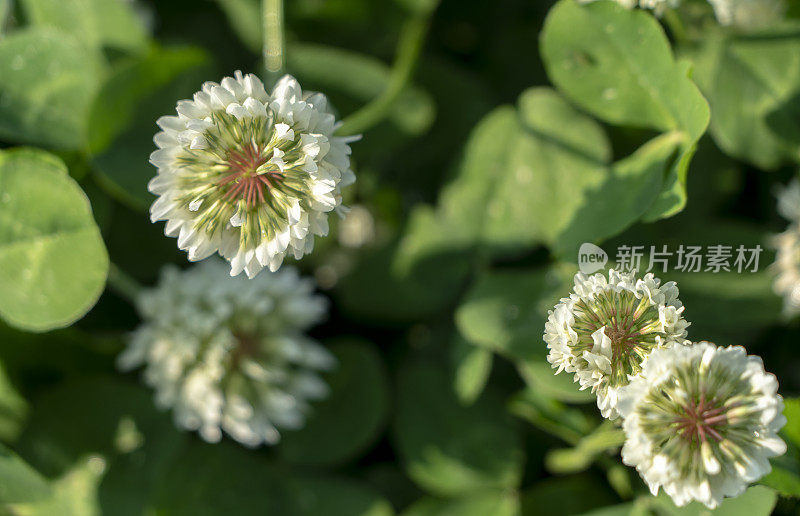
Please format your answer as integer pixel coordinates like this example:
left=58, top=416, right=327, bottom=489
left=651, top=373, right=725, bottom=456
left=0, top=360, right=27, bottom=443
left=479, top=88, right=611, bottom=255
left=16, top=377, right=184, bottom=516
left=578, top=501, right=648, bottom=516
left=0, top=28, right=104, bottom=149
left=508, top=388, right=593, bottom=445
left=519, top=475, right=618, bottom=516
left=91, top=48, right=211, bottom=210
left=0, top=443, right=50, bottom=504
left=394, top=0, right=439, bottom=16
left=552, top=131, right=682, bottom=257
left=402, top=491, right=519, bottom=516
left=760, top=460, right=800, bottom=498
left=651, top=485, right=777, bottom=515
left=277, top=340, right=390, bottom=467
left=20, top=0, right=148, bottom=53
left=455, top=267, right=568, bottom=361
left=398, top=87, right=686, bottom=270
left=685, top=25, right=800, bottom=170
left=667, top=270, right=780, bottom=346
left=517, top=360, right=594, bottom=404
left=0, top=148, right=108, bottom=332
left=337, top=209, right=473, bottom=323
left=5, top=456, right=103, bottom=516
left=287, top=476, right=395, bottom=516
left=155, top=440, right=395, bottom=516
left=0, top=0, right=10, bottom=36
left=214, top=0, right=260, bottom=53
left=152, top=441, right=293, bottom=515
left=87, top=45, right=208, bottom=154
left=783, top=397, right=800, bottom=446
left=394, top=360, right=524, bottom=496
left=761, top=398, right=800, bottom=497
left=364, top=462, right=424, bottom=511
left=288, top=43, right=436, bottom=136
left=541, top=0, right=709, bottom=220
left=544, top=423, right=625, bottom=475
left=450, top=334, right=493, bottom=406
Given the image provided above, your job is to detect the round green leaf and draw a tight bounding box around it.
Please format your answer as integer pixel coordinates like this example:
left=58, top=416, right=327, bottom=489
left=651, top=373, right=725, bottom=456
left=394, top=360, right=525, bottom=496
left=0, top=29, right=103, bottom=150
left=0, top=149, right=108, bottom=332
left=541, top=0, right=708, bottom=140
left=277, top=339, right=391, bottom=467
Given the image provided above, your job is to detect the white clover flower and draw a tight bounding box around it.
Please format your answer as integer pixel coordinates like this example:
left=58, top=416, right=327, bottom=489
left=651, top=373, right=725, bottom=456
left=149, top=72, right=357, bottom=278
left=118, top=260, right=335, bottom=447
left=544, top=269, right=690, bottom=419
left=708, top=0, right=785, bottom=29
left=771, top=179, right=800, bottom=316
left=577, top=0, right=680, bottom=16
left=617, top=342, right=786, bottom=509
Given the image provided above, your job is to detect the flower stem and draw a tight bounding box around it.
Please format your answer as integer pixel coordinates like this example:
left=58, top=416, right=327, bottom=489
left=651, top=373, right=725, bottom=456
left=107, top=262, right=143, bottom=304
left=263, top=0, right=285, bottom=85
left=336, top=12, right=433, bottom=136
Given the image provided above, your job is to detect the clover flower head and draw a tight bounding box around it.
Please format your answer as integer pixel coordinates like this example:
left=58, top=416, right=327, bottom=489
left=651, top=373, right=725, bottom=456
left=149, top=72, right=357, bottom=278
left=708, top=0, right=785, bottom=30
left=118, top=260, right=334, bottom=447
left=544, top=269, right=690, bottom=419
left=617, top=342, right=786, bottom=509
left=771, top=179, right=800, bottom=316
left=577, top=0, right=680, bottom=16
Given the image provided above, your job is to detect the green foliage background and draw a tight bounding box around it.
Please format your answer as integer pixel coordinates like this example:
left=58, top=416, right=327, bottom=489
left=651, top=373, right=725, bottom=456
left=0, top=0, right=798, bottom=514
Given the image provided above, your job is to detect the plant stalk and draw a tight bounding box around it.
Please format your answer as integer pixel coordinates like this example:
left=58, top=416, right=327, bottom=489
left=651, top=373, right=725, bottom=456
left=337, top=13, right=432, bottom=136
left=263, top=0, right=285, bottom=85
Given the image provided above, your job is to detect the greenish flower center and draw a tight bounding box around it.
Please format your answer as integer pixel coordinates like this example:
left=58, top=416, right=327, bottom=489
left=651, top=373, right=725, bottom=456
left=571, top=289, right=664, bottom=387
left=637, top=361, right=767, bottom=478
left=174, top=111, right=317, bottom=247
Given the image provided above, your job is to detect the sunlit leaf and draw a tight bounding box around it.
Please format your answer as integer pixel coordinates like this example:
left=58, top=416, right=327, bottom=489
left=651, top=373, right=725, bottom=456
left=0, top=29, right=104, bottom=150
left=686, top=24, right=800, bottom=169
left=541, top=0, right=709, bottom=220
left=0, top=148, right=108, bottom=332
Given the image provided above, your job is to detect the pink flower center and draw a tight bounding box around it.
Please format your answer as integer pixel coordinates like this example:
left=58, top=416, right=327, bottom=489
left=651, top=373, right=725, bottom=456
left=675, top=393, right=727, bottom=443
left=218, top=143, right=284, bottom=207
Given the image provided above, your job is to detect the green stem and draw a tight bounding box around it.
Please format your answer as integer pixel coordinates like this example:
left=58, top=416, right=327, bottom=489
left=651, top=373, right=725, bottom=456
left=263, top=0, right=285, bottom=85
left=336, top=13, right=432, bottom=136
left=107, top=263, right=143, bottom=304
